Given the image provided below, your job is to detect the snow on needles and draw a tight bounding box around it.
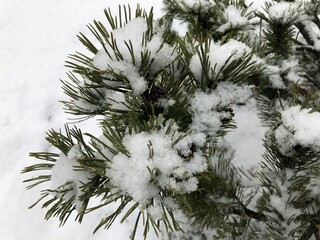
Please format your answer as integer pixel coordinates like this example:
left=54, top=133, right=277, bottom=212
left=190, top=82, right=252, bottom=136
left=267, top=2, right=301, bottom=23
left=106, top=122, right=207, bottom=209
left=275, top=106, right=320, bottom=155
left=93, top=17, right=177, bottom=95
left=176, top=0, right=212, bottom=12
left=190, top=39, right=253, bottom=81
left=216, top=5, right=250, bottom=33
left=51, top=144, right=95, bottom=211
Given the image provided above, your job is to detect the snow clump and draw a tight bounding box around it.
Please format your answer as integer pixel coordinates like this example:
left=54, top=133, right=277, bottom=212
left=106, top=122, right=208, bottom=206
left=264, top=59, right=305, bottom=89
left=176, top=0, right=212, bottom=12
left=51, top=144, right=95, bottom=211
left=190, top=39, right=253, bottom=81
left=267, top=2, right=301, bottom=23
left=275, top=106, right=320, bottom=155
left=93, top=17, right=177, bottom=95
left=217, top=5, right=250, bottom=33
left=190, top=82, right=252, bottom=136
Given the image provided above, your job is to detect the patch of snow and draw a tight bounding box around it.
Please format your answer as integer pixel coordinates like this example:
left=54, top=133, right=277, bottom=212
left=104, top=90, right=128, bottom=111
left=275, top=106, right=320, bottom=155
left=190, top=82, right=252, bottom=136
left=176, top=0, right=212, bottom=12
left=225, top=98, right=266, bottom=168
left=246, top=0, right=272, bottom=11
left=93, top=17, right=177, bottom=95
left=51, top=145, right=95, bottom=211
left=106, top=122, right=208, bottom=207
left=281, top=59, right=304, bottom=83
left=190, top=39, right=253, bottom=81
left=268, top=171, right=302, bottom=237
left=300, top=20, right=320, bottom=50
left=267, top=2, right=301, bottom=23
left=217, top=5, right=250, bottom=33
left=265, top=65, right=286, bottom=89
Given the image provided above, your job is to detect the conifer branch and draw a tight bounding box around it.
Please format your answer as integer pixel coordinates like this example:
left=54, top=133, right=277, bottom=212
left=23, top=1, right=320, bottom=239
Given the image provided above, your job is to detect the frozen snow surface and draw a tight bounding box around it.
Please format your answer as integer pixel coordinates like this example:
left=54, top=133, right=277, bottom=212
left=0, top=0, right=266, bottom=240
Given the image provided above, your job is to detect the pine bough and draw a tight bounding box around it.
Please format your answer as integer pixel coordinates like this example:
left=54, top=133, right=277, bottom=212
left=23, top=1, right=320, bottom=239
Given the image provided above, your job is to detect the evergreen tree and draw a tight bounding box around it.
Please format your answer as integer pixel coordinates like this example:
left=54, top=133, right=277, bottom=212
left=23, top=1, right=320, bottom=239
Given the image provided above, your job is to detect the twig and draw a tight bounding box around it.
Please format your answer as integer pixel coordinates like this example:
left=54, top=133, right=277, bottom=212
left=299, top=222, right=320, bottom=240
left=314, top=15, right=320, bottom=31
left=295, top=22, right=315, bottom=46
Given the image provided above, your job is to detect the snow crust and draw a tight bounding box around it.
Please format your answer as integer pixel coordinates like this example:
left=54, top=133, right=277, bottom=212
left=275, top=106, right=320, bottom=155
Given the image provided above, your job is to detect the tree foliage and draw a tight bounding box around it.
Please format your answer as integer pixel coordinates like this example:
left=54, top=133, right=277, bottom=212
left=23, top=1, right=320, bottom=239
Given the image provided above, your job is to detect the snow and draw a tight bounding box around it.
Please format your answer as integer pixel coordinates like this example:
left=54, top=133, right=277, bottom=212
left=281, top=59, right=304, bottom=83
left=245, top=0, right=272, bottom=11
left=300, top=20, right=320, bottom=51
left=190, top=39, right=253, bottom=81
left=225, top=98, right=266, bottom=168
left=275, top=106, right=320, bottom=155
left=216, top=5, right=250, bottom=33
left=51, top=144, right=95, bottom=211
left=190, top=82, right=252, bottom=135
left=176, top=0, right=212, bottom=12
left=264, top=64, right=286, bottom=89
left=263, top=59, right=305, bottom=88
left=104, top=90, right=128, bottom=111
left=267, top=2, right=300, bottom=23
left=92, top=17, right=177, bottom=95
left=106, top=122, right=207, bottom=206
left=269, top=173, right=302, bottom=237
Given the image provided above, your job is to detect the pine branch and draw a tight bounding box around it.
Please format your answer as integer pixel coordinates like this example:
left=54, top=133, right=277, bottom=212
left=24, top=1, right=320, bottom=239
left=299, top=210, right=320, bottom=240
left=295, top=22, right=315, bottom=47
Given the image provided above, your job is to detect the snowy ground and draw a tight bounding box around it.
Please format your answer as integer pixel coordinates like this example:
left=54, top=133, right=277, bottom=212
left=0, top=1, right=265, bottom=239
